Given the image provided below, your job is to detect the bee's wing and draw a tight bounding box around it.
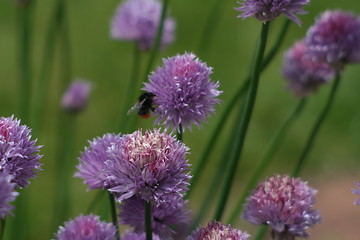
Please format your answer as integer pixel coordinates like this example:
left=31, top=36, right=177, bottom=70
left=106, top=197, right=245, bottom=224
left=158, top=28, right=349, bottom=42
left=127, top=98, right=146, bottom=115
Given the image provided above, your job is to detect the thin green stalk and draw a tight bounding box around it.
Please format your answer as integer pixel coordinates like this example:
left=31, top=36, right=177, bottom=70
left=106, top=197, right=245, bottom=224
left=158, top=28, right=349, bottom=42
left=254, top=225, right=268, bottom=240
left=198, top=0, right=225, bottom=56
left=142, top=0, right=169, bottom=82
left=145, top=201, right=153, bottom=240
left=292, top=72, right=341, bottom=177
left=0, top=218, right=6, bottom=240
left=31, top=0, right=64, bottom=132
left=187, top=19, right=290, bottom=198
left=118, top=44, right=142, bottom=132
left=228, top=98, right=306, bottom=224
left=213, top=22, right=270, bottom=221
left=177, top=124, right=183, bottom=141
left=109, top=193, right=120, bottom=240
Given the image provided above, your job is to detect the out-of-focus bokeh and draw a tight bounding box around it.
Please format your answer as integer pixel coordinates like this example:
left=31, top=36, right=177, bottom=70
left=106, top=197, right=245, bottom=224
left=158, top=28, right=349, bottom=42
left=1, top=0, right=360, bottom=239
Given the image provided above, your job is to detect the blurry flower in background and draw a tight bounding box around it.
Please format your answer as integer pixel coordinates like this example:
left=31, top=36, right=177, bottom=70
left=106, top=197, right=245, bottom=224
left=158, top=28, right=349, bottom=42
left=122, top=231, right=161, bottom=240
left=283, top=41, right=335, bottom=97
left=75, top=133, right=122, bottom=190
left=243, top=174, right=321, bottom=239
left=0, top=172, right=18, bottom=219
left=61, top=79, right=92, bottom=113
left=305, top=10, right=360, bottom=68
left=187, top=221, right=250, bottom=240
left=111, top=0, right=175, bottom=51
left=143, top=53, right=222, bottom=132
left=119, top=196, right=190, bottom=238
left=352, top=182, right=360, bottom=205
left=0, top=116, right=42, bottom=188
left=235, top=0, right=309, bottom=26
left=55, top=214, right=116, bottom=240
left=105, top=129, right=190, bottom=205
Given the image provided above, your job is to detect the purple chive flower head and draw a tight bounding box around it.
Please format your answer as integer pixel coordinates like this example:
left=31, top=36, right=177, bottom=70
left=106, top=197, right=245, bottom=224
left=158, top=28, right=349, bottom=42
left=61, top=79, right=92, bottom=113
left=0, top=172, right=18, bottom=219
left=143, top=53, right=222, bottom=132
left=243, top=174, right=321, bottom=238
left=111, top=0, right=175, bottom=51
left=352, top=182, right=360, bottom=205
left=75, top=133, right=122, bottom=190
left=106, top=129, right=190, bottom=205
left=119, top=196, right=190, bottom=238
left=55, top=214, right=116, bottom=240
left=283, top=41, right=335, bottom=97
left=187, top=221, right=250, bottom=240
left=305, top=10, right=360, bottom=67
left=122, top=231, right=161, bottom=240
left=0, top=116, right=42, bottom=188
left=235, top=0, right=309, bottom=26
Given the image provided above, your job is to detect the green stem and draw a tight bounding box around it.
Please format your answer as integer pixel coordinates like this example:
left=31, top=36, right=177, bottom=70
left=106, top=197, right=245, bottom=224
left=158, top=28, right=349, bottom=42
left=119, top=44, right=141, bottom=132
left=109, top=193, right=120, bottom=240
left=213, top=22, right=270, bottom=221
left=177, top=124, right=183, bottom=141
left=30, top=0, right=64, bottom=132
left=292, top=72, right=341, bottom=177
left=187, top=19, right=290, bottom=198
left=227, top=98, right=306, bottom=224
left=142, top=0, right=169, bottom=82
left=0, top=218, right=6, bottom=240
left=145, top=201, right=153, bottom=240
left=197, top=0, right=225, bottom=56
left=254, top=225, right=268, bottom=240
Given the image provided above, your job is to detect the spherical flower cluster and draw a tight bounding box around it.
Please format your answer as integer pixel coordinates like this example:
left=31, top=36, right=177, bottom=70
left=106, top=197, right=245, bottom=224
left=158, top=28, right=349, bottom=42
left=0, top=116, right=42, bottom=188
left=305, top=10, right=360, bottom=67
left=119, top=196, right=190, bottom=238
left=283, top=41, right=335, bottom=97
left=235, top=0, right=309, bottom=26
left=106, top=129, right=190, bottom=205
left=75, top=133, right=122, bottom=190
left=111, top=0, right=175, bottom=51
left=0, top=172, right=18, bottom=219
left=187, top=221, right=250, bottom=240
left=143, top=53, right=222, bottom=132
left=122, top=231, right=161, bottom=240
left=243, top=174, right=321, bottom=238
left=61, top=79, right=92, bottom=113
left=55, top=214, right=116, bottom=240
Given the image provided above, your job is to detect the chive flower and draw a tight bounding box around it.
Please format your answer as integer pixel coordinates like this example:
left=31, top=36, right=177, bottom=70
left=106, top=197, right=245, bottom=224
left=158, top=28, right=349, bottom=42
left=55, top=214, right=116, bottom=240
left=283, top=41, right=335, bottom=97
left=119, top=196, right=189, bottom=238
left=105, top=129, right=190, bottom=205
left=0, top=116, right=42, bottom=188
left=187, top=221, right=250, bottom=240
left=0, top=172, right=18, bottom=219
left=352, top=182, right=360, bottom=205
left=75, top=133, right=122, bottom=190
left=243, top=174, right=321, bottom=238
left=111, top=0, right=175, bottom=51
left=305, top=10, right=360, bottom=68
left=235, top=0, right=309, bottom=26
left=143, top=53, right=222, bottom=132
left=61, top=79, right=92, bottom=113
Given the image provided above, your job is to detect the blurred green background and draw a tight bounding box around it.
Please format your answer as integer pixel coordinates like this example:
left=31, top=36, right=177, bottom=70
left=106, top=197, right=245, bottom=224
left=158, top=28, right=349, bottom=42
left=1, top=0, right=360, bottom=239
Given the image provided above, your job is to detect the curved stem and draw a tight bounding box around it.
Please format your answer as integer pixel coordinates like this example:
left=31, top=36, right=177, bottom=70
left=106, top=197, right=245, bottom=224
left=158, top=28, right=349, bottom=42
left=142, top=0, right=169, bottom=82
left=227, top=98, right=307, bottom=224
left=187, top=19, right=290, bottom=198
left=177, top=124, right=183, bottom=141
left=292, top=72, right=341, bottom=177
left=145, top=201, right=153, bottom=240
left=118, top=44, right=141, bottom=132
left=108, top=193, right=120, bottom=240
left=0, top=218, right=6, bottom=240
left=213, top=22, right=270, bottom=221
